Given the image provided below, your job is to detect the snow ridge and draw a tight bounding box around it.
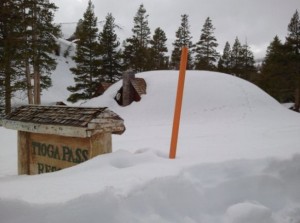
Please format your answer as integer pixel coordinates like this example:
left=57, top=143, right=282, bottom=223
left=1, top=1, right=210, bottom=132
left=1, top=51, right=300, bottom=222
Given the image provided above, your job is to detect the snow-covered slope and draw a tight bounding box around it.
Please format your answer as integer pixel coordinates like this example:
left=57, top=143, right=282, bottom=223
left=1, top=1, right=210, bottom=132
left=86, top=70, right=300, bottom=162
left=1, top=65, right=300, bottom=222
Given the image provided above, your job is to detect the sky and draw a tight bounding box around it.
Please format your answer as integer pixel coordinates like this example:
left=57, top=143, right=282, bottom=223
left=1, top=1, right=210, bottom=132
left=52, top=0, right=300, bottom=60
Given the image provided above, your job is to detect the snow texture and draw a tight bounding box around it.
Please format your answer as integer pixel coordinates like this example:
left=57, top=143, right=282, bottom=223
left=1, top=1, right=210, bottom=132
left=1, top=50, right=300, bottom=222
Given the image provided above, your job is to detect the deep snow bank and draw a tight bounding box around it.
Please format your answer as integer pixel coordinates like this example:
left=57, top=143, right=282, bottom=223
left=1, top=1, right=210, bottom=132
left=1, top=154, right=300, bottom=223
left=1, top=70, right=300, bottom=223
left=87, top=70, right=284, bottom=122
left=86, top=71, right=300, bottom=162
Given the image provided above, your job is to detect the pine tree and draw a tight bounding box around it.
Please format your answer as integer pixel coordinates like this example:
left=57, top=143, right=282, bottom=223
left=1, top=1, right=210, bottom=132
left=23, top=0, right=61, bottom=104
left=286, top=10, right=300, bottom=55
left=230, top=37, right=244, bottom=76
left=123, top=4, right=151, bottom=72
left=170, top=14, right=193, bottom=69
left=1, top=0, right=34, bottom=112
left=67, top=19, right=84, bottom=41
left=67, top=0, right=100, bottom=103
left=240, top=42, right=256, bottom=80
left=194, top=17, right=219, bottom=70
left=98, top=13, right=122, bottom=83
left=0, top=0, right=20, bottom=114
left=218, top=41, right=231, bottom=73
left=133, top=4, right=151, bottom=48
left=285, top=10, right=300, bottom=111
left=149, top=27, right=168, bottom=70
left=0, top=0, right=60, bottom=111
left=259, top=36, right=291, bottom=102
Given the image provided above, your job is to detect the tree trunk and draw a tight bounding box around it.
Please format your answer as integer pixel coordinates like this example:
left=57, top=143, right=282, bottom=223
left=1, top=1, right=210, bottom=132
left=25, top=59, right=33, bottom=104
left=295, top=86, right=300, bottom=112
left=22, top=4, right=34, bottom=105
left=33, top=65, right=41, bottom=104
left=32, top=2, right=40, bottom=105
left=4, top=65, right=11, bottom=115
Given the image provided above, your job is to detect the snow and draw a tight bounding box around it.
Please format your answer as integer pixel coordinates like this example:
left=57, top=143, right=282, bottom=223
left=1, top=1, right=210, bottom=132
left=1, top=50, right=300, bottom=222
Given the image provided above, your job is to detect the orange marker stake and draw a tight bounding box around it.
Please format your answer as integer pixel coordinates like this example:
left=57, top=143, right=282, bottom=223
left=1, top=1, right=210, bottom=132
left=169, top=47, right=188, bottom=159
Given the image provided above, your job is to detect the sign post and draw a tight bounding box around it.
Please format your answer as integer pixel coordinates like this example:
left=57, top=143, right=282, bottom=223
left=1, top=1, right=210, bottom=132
left=3, top=106, right=125, bottom=175
left=169, top=47, right=188, bottom=159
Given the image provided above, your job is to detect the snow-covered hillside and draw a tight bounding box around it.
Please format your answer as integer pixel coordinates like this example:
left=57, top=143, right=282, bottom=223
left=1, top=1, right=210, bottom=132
left=1, top=53, right=300, bottom=223
left=87, top=70, right=300, bottom=162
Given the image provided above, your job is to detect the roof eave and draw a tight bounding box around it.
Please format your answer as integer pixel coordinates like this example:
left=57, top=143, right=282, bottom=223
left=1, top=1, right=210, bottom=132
left=2, top=119, right=89, bottom=138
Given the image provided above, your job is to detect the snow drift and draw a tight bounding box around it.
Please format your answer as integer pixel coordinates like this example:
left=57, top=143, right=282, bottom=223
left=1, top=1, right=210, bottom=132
left=1, top=68, right=300, bottom=223
left=86, top=70, right=300, bottom=162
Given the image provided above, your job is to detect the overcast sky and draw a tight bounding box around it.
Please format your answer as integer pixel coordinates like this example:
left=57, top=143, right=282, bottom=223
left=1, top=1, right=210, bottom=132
left=52, top=0, right=300, bottom=59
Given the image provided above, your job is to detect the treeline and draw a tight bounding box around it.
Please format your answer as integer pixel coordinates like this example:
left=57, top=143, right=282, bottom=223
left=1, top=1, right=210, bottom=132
left=0, top=0, right=60, bottom=116
left=257, top=10, right=300, bottom=110
left=67, top=2, right=300, bottom=108
left=67, top=2, right=257, bottom=103
left=1, top=0, right=299, bottom=113
left=66, top=2, right=169, bottom=103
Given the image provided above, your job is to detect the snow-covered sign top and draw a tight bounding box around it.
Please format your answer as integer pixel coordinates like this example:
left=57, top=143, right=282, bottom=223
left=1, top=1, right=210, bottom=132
left=3, top=105, right=125, bottom=138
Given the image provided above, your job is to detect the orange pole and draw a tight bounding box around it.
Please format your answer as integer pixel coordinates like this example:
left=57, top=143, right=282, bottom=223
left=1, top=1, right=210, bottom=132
left=169, top=47, right=188, bottom=159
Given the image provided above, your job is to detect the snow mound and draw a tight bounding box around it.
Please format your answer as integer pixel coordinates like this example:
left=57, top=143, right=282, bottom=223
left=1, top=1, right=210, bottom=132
left=87, top=70, right=284, bottom=123
left=86, top=70, right=300, bottom=162
left=1, top=69, right=300, bottom=223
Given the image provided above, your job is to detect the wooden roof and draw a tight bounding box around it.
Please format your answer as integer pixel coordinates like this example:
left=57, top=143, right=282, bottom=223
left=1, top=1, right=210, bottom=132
left=5, top=106, right=106, bottom=127
left=101, top=82, right=112, bottom=91
left=3, top=105, right=125, bottom=138
left=94, top=82, right=113, bottom=97
left=130, top=78, right=147, bottom=96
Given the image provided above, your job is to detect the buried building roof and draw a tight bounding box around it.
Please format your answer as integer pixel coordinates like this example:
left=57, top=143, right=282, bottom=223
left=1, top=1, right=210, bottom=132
left=94, top=82, right=113, bottom=97
left=3, top=105, right=125, bottom=138
left=131, top=78, right=147, bottom=96
left=115, top=70, right=147, bottom=106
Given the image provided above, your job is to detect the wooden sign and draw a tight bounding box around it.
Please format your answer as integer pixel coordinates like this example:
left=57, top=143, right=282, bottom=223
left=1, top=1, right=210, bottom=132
left=3, top=105, right=125, bottom=175
left=18, top=131, right=111, bottom=174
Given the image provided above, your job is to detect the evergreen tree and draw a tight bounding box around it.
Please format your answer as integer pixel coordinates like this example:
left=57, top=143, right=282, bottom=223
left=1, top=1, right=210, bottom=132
left=286, top=10, right=300, bottom=55
left=240, top=42, right=256, bottom=80
left=123, top=4, right=151, bottom=72
left=22, top=0, right=61, bottom=104
left=67, top=0, right=100, bottom=103
left=0, top=0, right=60, bottom=111
left=259, top=11, right=300, bottom=106
left=68, top=19, right=84, bottom=42
left=98, top=13, right=122, bottom=83
left=285, top=10, right=300, bottom=110
left=230, top=37, right=244, bottom=76
left=149, top=27, right=168, bottom=70
left=170, top=14, right=194, bottom=69
left=218, top=41, right=231, bottom=73
left=133, top=4, right=151, bottom=48
left=0, top=0, right=21, bottom=114
left=259, top=36, right=291, bottom=102
left=122, top=39, right=136, bottom=70
left=194, top=17, right=219, bottom=70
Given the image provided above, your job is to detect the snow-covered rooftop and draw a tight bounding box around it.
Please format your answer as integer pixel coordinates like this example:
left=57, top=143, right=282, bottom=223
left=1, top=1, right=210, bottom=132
left=1, top=52, right=300, bottom=222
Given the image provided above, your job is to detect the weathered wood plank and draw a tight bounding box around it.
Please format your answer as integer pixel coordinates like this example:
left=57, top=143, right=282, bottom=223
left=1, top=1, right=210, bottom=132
left=3, top=120, right=88, bottom=138
left=3, top=106, right=125, bottom=137
left=18, top=131, right=30, bottom=175
left=27, top=133, right=91, bottom=174
left=6, top=105, right=125, bottom=175
left=90, top=133, right=112, bottom=158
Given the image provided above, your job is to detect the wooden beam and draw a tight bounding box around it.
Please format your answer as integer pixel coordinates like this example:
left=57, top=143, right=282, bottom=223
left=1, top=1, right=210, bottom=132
left=3, top=120, right=88, bottom=138
left=18, top=131, right=30, bottom=175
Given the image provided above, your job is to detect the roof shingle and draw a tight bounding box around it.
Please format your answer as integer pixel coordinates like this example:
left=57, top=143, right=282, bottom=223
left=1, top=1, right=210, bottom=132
left=3, top=105, right=125, bottom=137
